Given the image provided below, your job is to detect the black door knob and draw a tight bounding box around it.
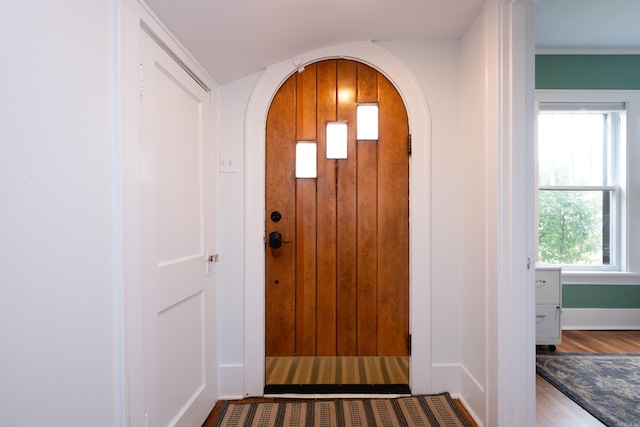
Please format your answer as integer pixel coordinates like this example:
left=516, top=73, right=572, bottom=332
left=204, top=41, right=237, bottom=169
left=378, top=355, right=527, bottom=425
left=269, top=231, right=283, bottom=249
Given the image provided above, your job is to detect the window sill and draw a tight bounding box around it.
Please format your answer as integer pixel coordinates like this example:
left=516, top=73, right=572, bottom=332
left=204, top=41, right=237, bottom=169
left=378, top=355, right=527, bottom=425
left=561, top=271, right=640, bottom=286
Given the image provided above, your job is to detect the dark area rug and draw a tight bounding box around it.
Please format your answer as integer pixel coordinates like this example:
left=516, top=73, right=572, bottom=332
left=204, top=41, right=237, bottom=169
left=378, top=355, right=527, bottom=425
left=536, top=353, right=640, bottom=426
left=211, top=393, right=473, bottom=426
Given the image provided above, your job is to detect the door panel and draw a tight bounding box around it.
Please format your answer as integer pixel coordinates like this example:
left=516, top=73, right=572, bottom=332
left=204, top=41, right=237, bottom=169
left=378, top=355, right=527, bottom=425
left=157, top=293, right=204, bottom=424
left=336, top=60, right=358, bottom=356
left=377, top=75, right=410, bottom=355
left=265, top=76, right=297, bottom=357
left=357, top=141, right=378, bottom=356
left=140, top=30, right=215, bottom=426
left=315, top=61, right=338, bottom=356
left=266, top=59, right=409, bottom=360
left=295, top=66, right=318, bottom=356
left=295, top=178, right=317, bottom=356
left=356, top=62, right=380, bottom=356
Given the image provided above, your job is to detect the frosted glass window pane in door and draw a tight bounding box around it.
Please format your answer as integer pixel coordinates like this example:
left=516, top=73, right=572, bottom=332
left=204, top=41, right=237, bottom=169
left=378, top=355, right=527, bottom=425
left=296, top=141, right=317, bottom=178
left=357, top=104, right=378, bottom=140
left=326, top=122, right=348, bottom=159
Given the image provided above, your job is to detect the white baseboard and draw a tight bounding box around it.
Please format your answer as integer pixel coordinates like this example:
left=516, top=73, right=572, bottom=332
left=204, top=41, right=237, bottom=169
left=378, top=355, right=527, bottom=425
left=431, top=363, right=484, bottom=427
left=459, top=364, right=485, bottom=427
left=218, top=363, right=245, bottom=399
left=562, top=308, right=640, bottom=330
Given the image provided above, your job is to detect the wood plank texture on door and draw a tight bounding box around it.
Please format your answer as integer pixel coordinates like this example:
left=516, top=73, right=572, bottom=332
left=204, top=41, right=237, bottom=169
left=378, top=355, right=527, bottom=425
left=265, top=76, right=297, bottom=356
left=356, top=62, right=380, bottom=356
left=377, top=74, right=409, bottom=355
left=295, top=66, right=317, bottom=356
left=266, top=59, right=409, bottom=359
left=315, top=61, right=338, bottom=356
left=336, top=60, right=358, bottom=356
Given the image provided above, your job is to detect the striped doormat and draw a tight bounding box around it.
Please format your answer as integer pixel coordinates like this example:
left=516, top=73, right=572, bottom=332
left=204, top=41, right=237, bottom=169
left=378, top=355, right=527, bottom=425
left=266, top=356, right=409, bottom=385
left=212, top=393, right=473, bottom=427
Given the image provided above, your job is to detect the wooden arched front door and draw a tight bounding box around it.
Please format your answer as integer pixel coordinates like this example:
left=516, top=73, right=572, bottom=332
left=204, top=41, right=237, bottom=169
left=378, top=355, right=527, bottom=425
left=265, top=59, right=409, bottom=390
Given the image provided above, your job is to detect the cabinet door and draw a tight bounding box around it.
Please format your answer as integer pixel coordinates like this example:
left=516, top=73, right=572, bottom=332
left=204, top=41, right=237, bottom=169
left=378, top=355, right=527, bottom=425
left=535, top=269, right=560, bottom=305
left=536, top=304, right=561, bottom=341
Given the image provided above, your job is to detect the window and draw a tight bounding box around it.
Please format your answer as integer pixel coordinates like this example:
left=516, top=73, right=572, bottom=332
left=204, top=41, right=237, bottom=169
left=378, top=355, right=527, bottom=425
left=357, top=104, right=378, bottom=140
left=537, top=100, right=625, bottom=271
left=296, top=141, right=317, bottom=178
left=326, top=122, right=348, bottom=159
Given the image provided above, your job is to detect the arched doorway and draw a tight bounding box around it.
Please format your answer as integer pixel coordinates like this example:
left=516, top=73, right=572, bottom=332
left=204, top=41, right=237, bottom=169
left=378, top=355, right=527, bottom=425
left=244, top=42, right=432, bottom=397
left=264, top=59, right=409, bottom=393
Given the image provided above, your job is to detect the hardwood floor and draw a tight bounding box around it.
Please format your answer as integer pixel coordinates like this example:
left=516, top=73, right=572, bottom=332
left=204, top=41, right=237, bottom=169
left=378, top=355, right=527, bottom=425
left=539, top=329, right=640, bottom=354
left=536, top=330, right=640, bottom=427
left=536, top=374, right=605, bottom=427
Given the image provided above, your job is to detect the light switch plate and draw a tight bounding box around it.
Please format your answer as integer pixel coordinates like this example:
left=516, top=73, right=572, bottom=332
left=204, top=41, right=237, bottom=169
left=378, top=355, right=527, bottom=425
left=220, top=153, right=237, bottom=173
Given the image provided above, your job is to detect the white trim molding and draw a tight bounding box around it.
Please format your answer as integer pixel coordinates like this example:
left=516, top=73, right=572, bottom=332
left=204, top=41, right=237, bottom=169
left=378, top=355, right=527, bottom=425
left=562, top=272, right=640, bottom=285
left=218, top=364, right=246, bottom=400
left=459, top=364, right=486, bottom=427
left=483, top=0, right=536, bottom=426
left=562, top=308, right=640, bottom=330
left=244, top=41, right=432, bottom=397
left=431, top=363, right=484, bottom=427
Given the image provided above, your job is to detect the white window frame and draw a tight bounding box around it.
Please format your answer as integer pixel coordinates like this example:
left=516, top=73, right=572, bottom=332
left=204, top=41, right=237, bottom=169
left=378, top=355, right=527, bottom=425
left=536, top=90, right=640, bottom=285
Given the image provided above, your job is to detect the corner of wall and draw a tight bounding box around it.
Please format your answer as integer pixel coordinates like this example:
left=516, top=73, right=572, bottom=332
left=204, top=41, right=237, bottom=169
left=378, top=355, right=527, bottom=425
left=430, top=362, right=485, bottom=426
left=459, top=364, right=486, bottom=427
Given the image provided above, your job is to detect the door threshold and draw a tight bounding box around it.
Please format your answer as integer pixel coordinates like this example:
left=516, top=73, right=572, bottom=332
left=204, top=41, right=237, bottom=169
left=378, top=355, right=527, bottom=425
left=264, top=392, right=411, bottom=399
left=264, top=384, right=411, bottom=395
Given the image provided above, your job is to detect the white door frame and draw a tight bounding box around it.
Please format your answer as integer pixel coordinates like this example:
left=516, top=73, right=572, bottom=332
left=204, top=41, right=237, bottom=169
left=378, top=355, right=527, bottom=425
left=244, top=42, right=433, bottom=396
left=120, top=1, right=218, bottom=425
left=483, top=1, right=536, bottom=425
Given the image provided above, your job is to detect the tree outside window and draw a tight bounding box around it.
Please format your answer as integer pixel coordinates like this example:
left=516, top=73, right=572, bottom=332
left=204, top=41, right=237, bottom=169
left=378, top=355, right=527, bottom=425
left=537, top=104, right=623, bottom=269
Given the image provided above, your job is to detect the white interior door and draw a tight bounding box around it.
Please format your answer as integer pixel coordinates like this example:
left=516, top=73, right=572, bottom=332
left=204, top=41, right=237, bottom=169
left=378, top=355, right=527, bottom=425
left=139, top=29, right=216, bottom=427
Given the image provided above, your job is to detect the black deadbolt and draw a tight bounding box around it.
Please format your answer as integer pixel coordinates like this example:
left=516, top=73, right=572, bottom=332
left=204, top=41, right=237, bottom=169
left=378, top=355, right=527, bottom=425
left=270, top=211, right=282, bottom=222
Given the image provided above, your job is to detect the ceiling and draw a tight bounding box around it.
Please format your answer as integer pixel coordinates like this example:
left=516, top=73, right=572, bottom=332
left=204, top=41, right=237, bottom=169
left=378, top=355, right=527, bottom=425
left=535, top=0, right=640, bottom=53
left=143, top=0, right=486, bottom=84
left=143, top=0, right=640, bottom=85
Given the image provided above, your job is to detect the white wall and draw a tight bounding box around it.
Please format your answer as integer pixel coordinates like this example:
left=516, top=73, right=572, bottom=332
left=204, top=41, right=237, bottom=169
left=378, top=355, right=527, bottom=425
left=458, top=12, right=490, bottom=424
left=457, top=2, right=537, bottom=426
left=0, top=1, right=122, bottom=426
left=216, top=41, right=465, bottom=397
left=377, top=41, right=464, bottom=388
left=217, top=71, right=262, bottom=396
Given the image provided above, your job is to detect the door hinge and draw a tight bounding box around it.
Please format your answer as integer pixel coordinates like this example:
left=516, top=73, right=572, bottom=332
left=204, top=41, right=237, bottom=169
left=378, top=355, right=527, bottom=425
left=408, top=134, right=412, bottom=156
left=139, top=63, right=144, bottom=96
left=407, top=334, right=412, bottom=355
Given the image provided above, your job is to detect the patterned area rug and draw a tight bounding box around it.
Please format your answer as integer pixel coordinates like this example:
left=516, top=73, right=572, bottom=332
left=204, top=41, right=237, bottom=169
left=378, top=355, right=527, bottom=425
left=212, top=393, right=473, bottom=427
left=536, top=353, right=640, bottom=426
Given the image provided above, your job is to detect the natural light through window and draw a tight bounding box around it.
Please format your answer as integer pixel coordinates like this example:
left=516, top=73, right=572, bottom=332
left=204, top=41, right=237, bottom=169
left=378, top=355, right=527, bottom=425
left=296, top=141, right=317, bottom=178
left=357, top=104, right=378, bottom=140
left=326, top=122, right=348, bottom=159
left=537, top=102, right=624, bottom=270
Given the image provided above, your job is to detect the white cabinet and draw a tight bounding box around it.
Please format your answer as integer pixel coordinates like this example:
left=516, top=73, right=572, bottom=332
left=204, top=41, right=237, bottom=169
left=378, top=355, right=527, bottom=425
left=535, top=267, right=562, bottom=349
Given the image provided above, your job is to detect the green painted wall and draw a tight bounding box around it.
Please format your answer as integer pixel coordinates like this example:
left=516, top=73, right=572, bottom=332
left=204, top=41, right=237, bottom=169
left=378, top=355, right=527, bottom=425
left=536, top=54, right=640, bottom=309
left=563, top=285, right=640, bottom=309
left=536, top=55, right=640, bottom=90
